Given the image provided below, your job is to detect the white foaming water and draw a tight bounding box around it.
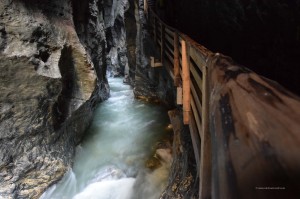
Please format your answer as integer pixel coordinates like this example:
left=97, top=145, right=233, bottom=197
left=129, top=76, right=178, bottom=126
left=40, top=78, right=171, bottom=199
left=72, top=178, right=135, bottom=199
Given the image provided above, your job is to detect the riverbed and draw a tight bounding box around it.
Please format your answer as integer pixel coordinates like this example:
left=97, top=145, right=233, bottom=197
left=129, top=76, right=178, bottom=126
left=40, top=77, right=172, bottom=199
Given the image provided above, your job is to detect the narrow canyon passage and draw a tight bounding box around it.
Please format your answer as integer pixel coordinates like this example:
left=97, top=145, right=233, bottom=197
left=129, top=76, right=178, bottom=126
left=1, top=0, right=300, bottom=198
left=40, top=78, right=172, bottom=199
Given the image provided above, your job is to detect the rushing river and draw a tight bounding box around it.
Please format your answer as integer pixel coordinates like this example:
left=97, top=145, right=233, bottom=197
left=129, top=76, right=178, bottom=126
left=40, top=77, right=172, bottom=199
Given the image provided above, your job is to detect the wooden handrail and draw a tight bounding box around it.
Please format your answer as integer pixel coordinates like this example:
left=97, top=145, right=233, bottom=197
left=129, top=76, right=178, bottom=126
left=207, top=54, right=300, bottom=199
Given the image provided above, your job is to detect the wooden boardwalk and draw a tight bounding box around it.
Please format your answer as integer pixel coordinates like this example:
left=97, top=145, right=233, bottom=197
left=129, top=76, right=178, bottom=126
left=144, top=2, right=300, bottom=199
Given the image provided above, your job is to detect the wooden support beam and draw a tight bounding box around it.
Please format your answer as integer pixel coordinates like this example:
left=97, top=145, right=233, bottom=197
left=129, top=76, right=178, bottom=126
left=150, top=57, right=163, bottom=67
left=181, top=39, right=191, bottom=125
left=174, top=32, right=180, bottom=86
left=199, top=65, right=212, bottom=199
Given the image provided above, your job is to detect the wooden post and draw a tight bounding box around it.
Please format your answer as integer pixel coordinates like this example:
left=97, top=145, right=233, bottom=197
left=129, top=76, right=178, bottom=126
left=144, top=0, right=148, bottom=14
left=161, top=24, right=165, bottom=62
left=181, top=39, right=191, bottom=125
left=199, top=65, right=211, bottom=199
left=174, top=33, right=180, bottom=86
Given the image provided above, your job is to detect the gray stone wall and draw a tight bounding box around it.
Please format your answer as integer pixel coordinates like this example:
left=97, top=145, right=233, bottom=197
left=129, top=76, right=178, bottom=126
left=0, top=0, right=110, bottom=198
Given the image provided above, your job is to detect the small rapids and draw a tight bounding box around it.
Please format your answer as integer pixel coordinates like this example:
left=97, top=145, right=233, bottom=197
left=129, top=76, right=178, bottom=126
left=40, top=78, right=172, bottom=199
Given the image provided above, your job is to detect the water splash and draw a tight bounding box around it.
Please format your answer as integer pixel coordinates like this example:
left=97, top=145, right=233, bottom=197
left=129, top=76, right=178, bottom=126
left=40, top=170, right=77, bottom=199
left=73, top=178, right=135, bottom=199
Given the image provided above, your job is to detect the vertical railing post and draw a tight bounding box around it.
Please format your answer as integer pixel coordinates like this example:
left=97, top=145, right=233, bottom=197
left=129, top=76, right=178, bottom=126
left=199, top=65, right=211, bottom=199
left=174, top=32, right=180, bottom=86
left=161, top=24, right=165, bottom=62
left=181, top=39, right=191, bottom=124
left=143, top=0, right=148, bottom=15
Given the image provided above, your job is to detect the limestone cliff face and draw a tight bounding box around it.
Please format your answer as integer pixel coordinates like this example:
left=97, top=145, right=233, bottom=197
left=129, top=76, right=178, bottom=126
left=124, top=0, right=175, bottom=103
left=132, top=0, right=160, bottom=100
left=0, top=0, right=114, bottom=198
left=124, top=0, right=137, bottom=83
left=104, top=0, right=130, bottom=80
left=74, top=0, right=130, bottom=81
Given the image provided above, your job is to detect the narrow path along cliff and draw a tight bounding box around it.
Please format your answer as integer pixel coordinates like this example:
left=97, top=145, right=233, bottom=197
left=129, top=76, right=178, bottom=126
left=40, top=77, right=173, bottom=199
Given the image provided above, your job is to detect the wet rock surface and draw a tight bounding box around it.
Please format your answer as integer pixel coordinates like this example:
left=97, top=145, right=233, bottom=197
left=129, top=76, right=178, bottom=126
left=0, top=0, right=109, bottom=198
left=125, top=0, right=175, bottom=104
left=105, top=0, right=130, bottom=79
left=160, top=110, right=199, bottom=199
left=124, top=0, right=137, bottom=84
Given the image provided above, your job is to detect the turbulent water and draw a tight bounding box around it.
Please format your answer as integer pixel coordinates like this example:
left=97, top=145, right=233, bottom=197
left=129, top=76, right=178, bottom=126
left=40, top=78, right=172, bottom=199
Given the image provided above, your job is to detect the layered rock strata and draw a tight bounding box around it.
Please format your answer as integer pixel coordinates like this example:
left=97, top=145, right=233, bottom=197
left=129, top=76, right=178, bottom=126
left=0, top=0, right=114, bottom=198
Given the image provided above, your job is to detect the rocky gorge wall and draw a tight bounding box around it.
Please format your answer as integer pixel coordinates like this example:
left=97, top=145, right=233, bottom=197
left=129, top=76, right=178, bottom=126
left=0, top=0, right=129, bottom=198
left=126, top=0, right=175, bottom=103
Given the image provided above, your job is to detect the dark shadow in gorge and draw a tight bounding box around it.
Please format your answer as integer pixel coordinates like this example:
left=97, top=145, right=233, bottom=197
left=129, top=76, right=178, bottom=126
left=162, top=0, right=300, bottom=95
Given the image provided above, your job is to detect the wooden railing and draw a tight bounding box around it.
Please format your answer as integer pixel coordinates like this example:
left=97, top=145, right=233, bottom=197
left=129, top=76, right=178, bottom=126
left=146, top=6, right=212, bottom=199
left=145, top=3, right=300, bottom=199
